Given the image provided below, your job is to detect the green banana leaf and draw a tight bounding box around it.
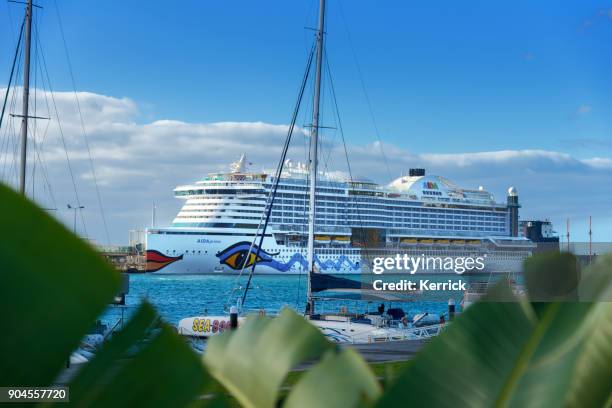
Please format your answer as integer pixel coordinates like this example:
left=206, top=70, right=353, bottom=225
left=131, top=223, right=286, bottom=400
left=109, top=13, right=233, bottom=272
left=204, top=308, right=334, bottom=408
left=284, top=348, right=381, bottom=408
left=0, top=183, right=120, bottom=387
left=67, top=301, right=210, bottom=407
left=376, top=253, right=612, bottom=407
left=67, top=302, right=162, bottom=404
left=569, top=257, right=612, bottom=406
left=74, top=322, right=209, bottom=408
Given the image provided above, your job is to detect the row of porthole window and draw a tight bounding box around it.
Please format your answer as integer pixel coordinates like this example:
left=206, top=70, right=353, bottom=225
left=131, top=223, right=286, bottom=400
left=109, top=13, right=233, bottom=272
left=168, top=249, right=209, bottom=255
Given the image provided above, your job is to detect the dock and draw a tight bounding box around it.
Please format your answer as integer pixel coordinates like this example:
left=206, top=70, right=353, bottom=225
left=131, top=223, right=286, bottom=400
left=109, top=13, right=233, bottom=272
left=97, top=245, right=146, bottom=272
left=347, top=339, right=427, bottom=362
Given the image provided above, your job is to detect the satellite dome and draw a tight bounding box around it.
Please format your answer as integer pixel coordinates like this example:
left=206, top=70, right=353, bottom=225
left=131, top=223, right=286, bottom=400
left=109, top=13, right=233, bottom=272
left=507, top=186, right=518, bottom=196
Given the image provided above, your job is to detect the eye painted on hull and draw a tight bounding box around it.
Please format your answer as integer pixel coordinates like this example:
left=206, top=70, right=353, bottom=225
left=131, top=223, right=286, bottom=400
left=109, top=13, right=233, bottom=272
left=224, top=250, right=263, bottom=269
left=216, top=241, right=279, bottom=271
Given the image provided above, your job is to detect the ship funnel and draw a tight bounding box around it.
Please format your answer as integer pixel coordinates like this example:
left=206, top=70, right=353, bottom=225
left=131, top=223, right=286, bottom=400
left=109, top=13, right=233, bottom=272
left=409, top=168, right=425, bottom=177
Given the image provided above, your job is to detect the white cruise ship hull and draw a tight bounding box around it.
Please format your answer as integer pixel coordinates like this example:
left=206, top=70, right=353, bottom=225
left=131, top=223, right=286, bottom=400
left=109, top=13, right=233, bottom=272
left=145, top=229, right=531, bottom=275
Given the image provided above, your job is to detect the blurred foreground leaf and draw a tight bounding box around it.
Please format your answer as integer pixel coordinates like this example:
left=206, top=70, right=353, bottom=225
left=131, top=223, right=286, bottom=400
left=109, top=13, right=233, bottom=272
left=205, top=308, right=334, bottom=408
left=376, top=253, right=612, bottom=407
left=68, top=302, right=211, bottom=407
left=562, top=255, right=612, bottom=407
left=0, top=183, right=120, bottom=386
left=285, top=348, right=381, bottom=408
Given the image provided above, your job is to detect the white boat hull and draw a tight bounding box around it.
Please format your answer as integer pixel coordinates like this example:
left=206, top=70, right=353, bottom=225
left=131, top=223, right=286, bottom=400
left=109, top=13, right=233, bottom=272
left=177, top=313, right=445, bottom=344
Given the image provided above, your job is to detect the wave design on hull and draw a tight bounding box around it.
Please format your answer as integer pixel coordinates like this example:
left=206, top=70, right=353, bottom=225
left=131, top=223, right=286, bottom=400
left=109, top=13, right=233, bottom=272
left=146, top=250, right=184, bottom=272
left=216, top=241, right=360, bottom=272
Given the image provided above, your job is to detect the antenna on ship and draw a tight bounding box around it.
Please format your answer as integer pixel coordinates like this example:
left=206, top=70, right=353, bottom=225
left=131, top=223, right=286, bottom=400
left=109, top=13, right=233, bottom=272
left=306, top=0, right=326, bottom=316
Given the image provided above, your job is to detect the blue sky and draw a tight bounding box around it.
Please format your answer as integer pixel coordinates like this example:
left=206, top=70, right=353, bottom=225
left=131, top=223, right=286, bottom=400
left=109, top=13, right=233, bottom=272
left=1, top=1, right=611, bottom=243
left=3, top=0, right=612, bottom=154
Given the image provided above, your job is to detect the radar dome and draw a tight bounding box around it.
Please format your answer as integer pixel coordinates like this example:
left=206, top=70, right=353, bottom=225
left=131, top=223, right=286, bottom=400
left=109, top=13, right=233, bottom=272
left=507, top=186, right=518, bottom=196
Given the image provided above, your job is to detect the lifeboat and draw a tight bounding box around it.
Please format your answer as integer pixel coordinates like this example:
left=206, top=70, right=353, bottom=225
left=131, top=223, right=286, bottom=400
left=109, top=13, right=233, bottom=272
left=332, top=236, right=350, bottom=245
left=400, top=238, right=418, bottom=244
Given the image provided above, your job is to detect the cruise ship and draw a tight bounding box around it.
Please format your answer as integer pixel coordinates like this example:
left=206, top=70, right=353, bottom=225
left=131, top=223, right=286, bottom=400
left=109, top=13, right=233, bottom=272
left=145, top=154, right=534, bottom=274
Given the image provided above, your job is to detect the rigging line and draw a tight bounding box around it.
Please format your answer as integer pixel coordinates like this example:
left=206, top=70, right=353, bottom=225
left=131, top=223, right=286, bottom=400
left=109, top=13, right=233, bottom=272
left=320, top=50, right=341, bottom=175
left=223, top=177, right=270, bottom=310
left=33, top=68, right=57, bottom=210
left=31, top=43, right=56, bottom=209
left=36, top=29, right=88, bottom=238
left=4, top=0, right=19, bottom=42
left=35, top=149, right=57, bottom=209
left=225, top=42, right=317, bottom=311
left=292, top=55, right=315, bottom=311
left=35, top=48, right=53, bottom=147
left=1, top=87, right=15, bottom=176
left=241, top=43, right=316, bottom=307
left=325, top=46, right=374, bottom=278
left=0, top=17, right=25, bottom=132
left=302, top=0, right=316, bottom=53
left=336, top=0, right=393, bottom=181
left=295, top=103, right=313, bottom=310
left=1, top=56, right=23, bottom=181
left=295, top=123, right=313, bottom=310
left=31, top=10, right=42, bottom=200
left=53, top=0, right=111, bottom=244
left=240, top=40, right=317, bottom=308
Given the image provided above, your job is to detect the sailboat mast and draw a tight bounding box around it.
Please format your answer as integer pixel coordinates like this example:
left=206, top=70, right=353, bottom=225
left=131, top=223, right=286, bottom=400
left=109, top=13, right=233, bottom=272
left=19, top=0, right=33, bottom=195
left=306, top=0, right=326, bottom=314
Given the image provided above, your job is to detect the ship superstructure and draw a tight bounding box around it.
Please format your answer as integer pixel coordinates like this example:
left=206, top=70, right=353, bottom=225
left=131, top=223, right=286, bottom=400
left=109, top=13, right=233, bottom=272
left=145, top=155, right=533, bottom=274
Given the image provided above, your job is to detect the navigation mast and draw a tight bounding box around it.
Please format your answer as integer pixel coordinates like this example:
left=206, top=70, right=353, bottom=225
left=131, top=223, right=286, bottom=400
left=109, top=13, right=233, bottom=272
left=306, top=0, right=326, bottom=314
left=19, top=0, right=33, bottom=195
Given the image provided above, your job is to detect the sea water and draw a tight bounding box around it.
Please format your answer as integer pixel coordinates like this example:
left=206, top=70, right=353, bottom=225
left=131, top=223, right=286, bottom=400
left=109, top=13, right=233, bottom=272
left=102, top=273, right=475, bottom=327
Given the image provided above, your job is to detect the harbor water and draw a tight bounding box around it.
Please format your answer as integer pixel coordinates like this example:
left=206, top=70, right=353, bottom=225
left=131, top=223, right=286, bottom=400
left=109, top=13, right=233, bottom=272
left=102, top=274, right=477, bottom=326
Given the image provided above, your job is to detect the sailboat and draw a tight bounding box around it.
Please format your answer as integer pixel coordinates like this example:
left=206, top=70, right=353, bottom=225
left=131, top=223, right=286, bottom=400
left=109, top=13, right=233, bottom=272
left=1, top=0, right=126, bottom=363
left=177, top=0, right=447, bottom=344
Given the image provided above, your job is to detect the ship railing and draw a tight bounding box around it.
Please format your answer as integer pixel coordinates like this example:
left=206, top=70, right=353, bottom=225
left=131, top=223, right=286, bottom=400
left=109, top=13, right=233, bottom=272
left=275, top=224, right=351, bottom=234
left=488, top=237, right=537, bottom=248
left=400, top=323, right=446, bottom=340
left=342, top=323, right=447, bottom=344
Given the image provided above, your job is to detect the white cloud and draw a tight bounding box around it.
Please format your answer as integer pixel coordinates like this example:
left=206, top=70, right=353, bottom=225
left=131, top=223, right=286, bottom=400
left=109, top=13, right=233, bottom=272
left=1, top=89, right=611, bottom=243
left=582, top=157, right=612, bottom=169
